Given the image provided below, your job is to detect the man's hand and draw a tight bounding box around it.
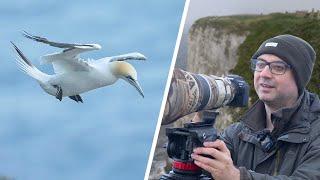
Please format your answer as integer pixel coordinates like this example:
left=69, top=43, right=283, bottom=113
left=191, top=140, right=240, bottom=180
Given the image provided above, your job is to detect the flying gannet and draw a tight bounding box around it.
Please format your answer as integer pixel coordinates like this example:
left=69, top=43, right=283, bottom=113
left=12, top=31, right=146, bottom=103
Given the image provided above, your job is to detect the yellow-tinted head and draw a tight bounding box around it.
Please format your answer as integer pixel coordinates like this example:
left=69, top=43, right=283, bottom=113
left=112, top=61, right=137, bottom=80
left=111, top=61, right=144, bottom=97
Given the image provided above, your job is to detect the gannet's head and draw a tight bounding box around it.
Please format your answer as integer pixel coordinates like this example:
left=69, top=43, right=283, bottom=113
left=111, top=61, right=144, bottom=98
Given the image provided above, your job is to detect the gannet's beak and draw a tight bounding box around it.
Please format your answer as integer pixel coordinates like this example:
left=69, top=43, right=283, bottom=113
left=124, top=77, right=144, bottom=98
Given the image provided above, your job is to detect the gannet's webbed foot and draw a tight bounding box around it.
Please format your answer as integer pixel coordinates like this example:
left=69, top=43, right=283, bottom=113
left=69, top=95, right=83, bottom=103
left=53, top=85, right=63, bottom=101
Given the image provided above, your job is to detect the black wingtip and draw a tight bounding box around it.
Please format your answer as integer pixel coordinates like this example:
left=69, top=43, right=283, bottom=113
left=21, top=30, right=28, bottom=35
left=11, top=42, right=34, bottom=67
left=21, top=30, right=35, bottom=40
left=21, top=30, right=29, bottom=37
left=10, top=41, right=16, bottom=46
left=21, top=30, right=46, bottom=43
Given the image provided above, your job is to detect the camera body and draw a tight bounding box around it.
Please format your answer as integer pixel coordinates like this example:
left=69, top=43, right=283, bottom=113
left=166, top=112, right=219, bottom=162
left=161, top=111, right=218, bottom=180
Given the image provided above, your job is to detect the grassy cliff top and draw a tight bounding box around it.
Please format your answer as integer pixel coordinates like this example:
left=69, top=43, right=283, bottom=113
left=190, top=14, right=262, bottom=35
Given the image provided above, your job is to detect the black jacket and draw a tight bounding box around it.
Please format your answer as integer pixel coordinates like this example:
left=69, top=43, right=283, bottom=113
left=221, top=91, right=320, bottom=180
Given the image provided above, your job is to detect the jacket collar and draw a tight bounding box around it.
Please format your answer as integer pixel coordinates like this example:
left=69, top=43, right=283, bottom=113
left=240, top=90, right=311, bottom=135
left=240, top=100, right=266, bottom=132
left=270, top=92, right=305, bottom=137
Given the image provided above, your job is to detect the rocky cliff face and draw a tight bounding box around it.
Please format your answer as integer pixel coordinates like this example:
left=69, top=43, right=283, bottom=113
left=187, top=26, right=248, bottom=75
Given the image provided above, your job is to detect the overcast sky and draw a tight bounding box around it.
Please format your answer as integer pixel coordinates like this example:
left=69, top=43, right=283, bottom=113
left=186, top=0, right=320, bottom=28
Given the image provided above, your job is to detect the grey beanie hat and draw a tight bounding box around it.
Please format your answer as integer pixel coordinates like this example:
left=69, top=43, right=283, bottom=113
left=252, top=34, right=316, bottom=94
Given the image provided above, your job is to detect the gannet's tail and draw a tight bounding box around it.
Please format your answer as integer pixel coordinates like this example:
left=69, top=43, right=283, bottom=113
left=11, top=42, right=50, bottom=83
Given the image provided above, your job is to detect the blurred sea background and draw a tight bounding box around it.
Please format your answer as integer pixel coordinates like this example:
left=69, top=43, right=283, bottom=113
left=0, top=0, right=184, bottom=179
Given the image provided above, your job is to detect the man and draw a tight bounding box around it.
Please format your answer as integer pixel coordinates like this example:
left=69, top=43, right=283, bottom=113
left=191, top=34, right=320, bottom=180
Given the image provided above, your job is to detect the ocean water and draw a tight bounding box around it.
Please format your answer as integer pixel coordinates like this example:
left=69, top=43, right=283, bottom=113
left=0, top=0, right=185, bottom=179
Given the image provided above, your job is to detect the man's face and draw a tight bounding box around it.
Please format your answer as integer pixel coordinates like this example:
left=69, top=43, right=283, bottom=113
left=253, top=54, right=299, bottom=109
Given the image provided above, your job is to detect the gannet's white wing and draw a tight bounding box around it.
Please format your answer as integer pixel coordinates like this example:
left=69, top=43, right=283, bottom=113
left=109, top=52, right=147, bottom=62
left=22, top=31, right=100, bottom=74
left=42, top=52, right=92, bottom=74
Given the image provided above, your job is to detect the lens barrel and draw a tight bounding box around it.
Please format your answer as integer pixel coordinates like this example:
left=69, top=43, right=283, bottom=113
left=162, top=69, right=249, bottom=125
